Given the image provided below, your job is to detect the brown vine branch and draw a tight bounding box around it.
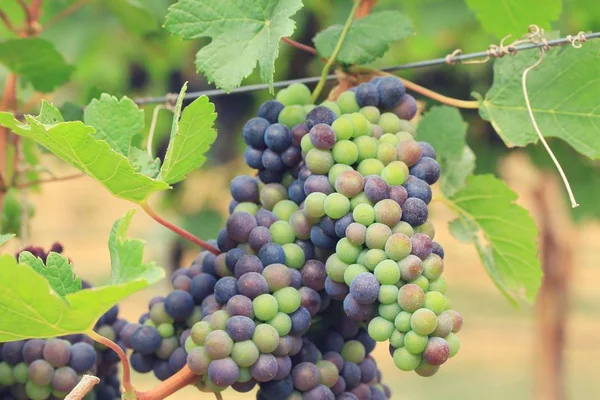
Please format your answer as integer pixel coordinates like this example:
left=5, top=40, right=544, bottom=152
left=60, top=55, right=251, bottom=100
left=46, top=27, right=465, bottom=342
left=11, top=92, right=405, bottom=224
left=141, top=202, right=221, bottom=255
left=87, top=330, right=134, bottom=393
left=16, top=0, right=32, bottom=25
left=135, top=365, right=198, bottom=400
left=214, top=392, right=224, bottom=400
left=355, top=0, right=377, bottom=18
left=14, top=172, right=86, bottom=189
left=282, top=37, right=318, bottom=55
left=65, top=375, right=100, bottom=400
left=44, top=0, right=88, bottom=29
left=0, top=9, right=18, bottom=34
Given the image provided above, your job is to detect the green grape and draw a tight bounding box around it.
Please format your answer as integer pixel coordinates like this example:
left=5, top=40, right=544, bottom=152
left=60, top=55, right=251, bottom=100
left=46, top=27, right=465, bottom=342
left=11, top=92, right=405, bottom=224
left=13, top=362, right=28, bottom=384
left=332, top=117, right=354, bottom=140
left=356, top=248, right=368, bottom=266
left=365, top=223, right=392, bottom=249
left=144, top=319, right=157, bottom=328
left=268, top=312, right=292, bottom=336
left=424, top=291, right=447, bottom=315
left=354, top=136, right=378, bottom=162
left=231, top=340, right=260, bottom=368
left=404, top=331, right=428, bottom=354
left=396, top=131, right=414, bottom=141
left=286, top=83, right=312, bottom=105
left=282, top=172, right=295, bottom=188
left=328, top=164, right=353, bottom=187
left=384, top=233, right=412, bottom=261
left=332, top=140, right=359, bottom=165
left=379, top=112, right=402, bottom=133
left=349, top=113, right=371, bottom=137
left=150, top=302, right=174, bottom=325
left=253, top=294, right=279, bottom=321
left=320, top=100, right=341, bottom=116
left=389, top=330, right=405, bottom=348
left=398, top=119, right=416, bottom=135
left=283, top=243, right=306, bottom=269
left=273, top=200, right=299, bottom=221
left=304, top=104, right=316, bottom=113
left=357, top=159, right=385, bottom=176
left=340, top=340, right=366, bottom=364
left=415, top=221, right=435, bottom=239
left=158, top=323, right=175, bottom=338
left=274, top=287, right=301, bottom=314
left=363, top=249, right=387, bottom=271
left=325, top=254, right=349, bottom=283
left=374, top=259, right=401, bottom=285
left=352, top=203, right=375, bottom=226
left=304, top=192, right=327, bottom=218
left=185, top=336, right=199, bottom=352
left=379, top=302, right=401, bottom=321
left=25, top=381, right=53, bottom=400
left=344, top=264, right=368, bottom=286
left=397, top=284, right=425, bottom=312
left=395, top=311, right=413, bottom=332
left=233, top=202, right=259, bottom=215
left=305, top=148, right=335, bottom=174
left=191, top=321, right=212, bottom=345
left=415, top=359, right=440, bottom=377
left=392, top=221, right=414, bottom=236
left=379, top=133, right=400, bottom=146
left=393, top=348, right=421, bottom=371
left=270, top=220, right=296, bottom=245
left=186, top=306, right=204, bottom=327
left=423, top=254, right=444, bottom=280
left=350, top=192, right=373, bottom=209
left=301, top=133, right=315, bottom=153
left=445, top=332, right=461, bottom=357
left=378, top=284, right=399, bottom=304
left=345, top=222, right=367, bottom=246
left=260, top=183, right=288, bottom=210
left=210, top=310, right=231, bottom=331
left=336, top=238, right=363, bottom=264
left=359, top=106, right=381, bottom=123
left=368, top=317, right=395, bottom=342
left=337, top=91, right=360, bottom=114
left=237, top=367, right=253, bottom=382
left=316, top=360, right=339, bottom=388
left=428, top=276, right=447, bottom=294
left=376, top=142, right=398, bottom=165
left=252, top=324, right=280, bottom=353
left=324, top=193, right=351, bottom=219
left=381, top=161, right=409, bottom=185
left=374, top=199, right=402, bottom=227
left=410, top=308, right=438, bottom=335
left=279, top=105, right=307, bottom=128
left=409, top=275, right=430, bottom=292
left=0, top=362, right=14, bottom=386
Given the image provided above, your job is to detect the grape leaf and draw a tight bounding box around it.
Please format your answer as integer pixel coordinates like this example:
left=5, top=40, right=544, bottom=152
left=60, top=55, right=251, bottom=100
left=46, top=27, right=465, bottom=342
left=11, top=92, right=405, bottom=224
left=0, top=109, right=170, bottom=203
left=38, top=102, right=64, bottom=124
left=159, top=84, right=217, bottom=184
left=445, top=174, right=542, bottom=303
left=18, top=252, right=82, bottom=298
left=416, top=106, right=473, bottom=196
left=0, top=38, right=74, bottom=93
left=479, top=40, right=600, bottom=160
left=465, top=0, right=562, bottom=39
left=0, top=254, right=162, bottom=341
left=313, top=11, right=413, bottom=65
left=109, top=209, right=163, bottom=284
left=106, top=0, right=159, bottom=35
left=84, top=94, right=144, bottom=156
left=128, top=147, right=161, bottom=178
left=164, top=0, right=303, bottom=92
left=0, top=233, right=15, bottom=247
left=59, top=102, right=84, bottom=122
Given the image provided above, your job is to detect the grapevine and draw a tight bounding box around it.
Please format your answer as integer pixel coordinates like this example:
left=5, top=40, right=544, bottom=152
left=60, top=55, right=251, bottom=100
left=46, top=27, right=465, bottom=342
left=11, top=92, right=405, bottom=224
left=0, top=1, right=598, bottom=400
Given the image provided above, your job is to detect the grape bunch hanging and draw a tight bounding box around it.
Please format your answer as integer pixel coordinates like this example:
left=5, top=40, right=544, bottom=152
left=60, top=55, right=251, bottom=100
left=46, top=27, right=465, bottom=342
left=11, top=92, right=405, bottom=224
left=121, top=76, right=463, bottom=399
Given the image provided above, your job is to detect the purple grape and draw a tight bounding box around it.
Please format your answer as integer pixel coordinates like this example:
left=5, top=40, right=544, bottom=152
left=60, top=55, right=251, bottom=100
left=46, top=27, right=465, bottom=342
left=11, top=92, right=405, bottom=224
left=401, top=197, right=428, bottom=226
left=403, top=177, right=432, bottom=204
left=226, top=212, right=257, bottom=242
left=258, top=100, right=285, bottom=123
left=243, top=117, right=270, bottom=149
left=418, top=142, right=436, bottom=159
left=306, top=106, right=336, bottom=130
left=364, top=176, right=390, bottom=203
left=375, top=76, right=406, bottom=109
left=245, top=147, right=264, bottom=169
left=309, top=124, right=336, bottom=150
left=208, top=357, right=239, bottom=387
left=409, top=157, right=440, bottom=185
left=265, top=123, right=292, bottom=152
left=304, top=175, right=333, bottom=195
left=237, top=272, right=269, bottom=299
left=356, top=83, right=379, bottom=107
left=214, top=277, right=238, bottom=305
left=411, top=233, right=433, bottom=260
left=349, top=273, right=379, bottom=304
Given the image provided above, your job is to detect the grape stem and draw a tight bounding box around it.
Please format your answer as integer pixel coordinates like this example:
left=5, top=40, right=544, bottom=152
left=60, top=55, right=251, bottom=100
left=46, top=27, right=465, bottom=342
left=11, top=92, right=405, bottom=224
left=44, top=0, right=89, bottom=29
left=65, top=374, right=100, bottom=400
left=311, top=0, right=362, bottom=102
left=15, top=172, right=86, bottom=188
left=87, top=329, right=135, bottom=394
left=141, top=202, right=221, bottom=255
left=355, top=0, right=377, bottom=18
left=282, top=37, right=317, bottom=55
left=135, top=365, right=199, bottom=400
left=214, top=393, right=224, bottom=400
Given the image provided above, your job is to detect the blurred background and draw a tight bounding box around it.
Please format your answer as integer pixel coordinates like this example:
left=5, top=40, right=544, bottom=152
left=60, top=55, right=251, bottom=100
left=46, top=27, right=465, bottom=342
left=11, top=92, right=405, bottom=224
left=1, top=0, right=599, bottom=399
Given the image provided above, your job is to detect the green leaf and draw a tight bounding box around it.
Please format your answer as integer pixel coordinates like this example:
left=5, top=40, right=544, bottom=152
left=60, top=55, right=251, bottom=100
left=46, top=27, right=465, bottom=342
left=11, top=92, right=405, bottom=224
left=465, top=0, right=562, bottom=39
left=0, top=254, right=163, bottom=341
left=159, top=85, right=217, bottom=184
left=18, top=252, right=82, bottom=298
left=314, top=11, right=413, bottom=65
left=446, top=175, right=542, bottom=303
left=59, top=102, right=84, bottom=122
left=0, top=233, right=15, bottom=247
left=37, top=102, right=64, bottom=124
left=109, top=209, right=164, bottom=284
left=84, top=94, right=144, bottom=156
left=128, top=147, right=161, bottom=178
left=0, top=38, right=74, bottom=93
left=164, top=0, right=303, bottom=92
left=479, top=40, right=600, bottom=160
left=416, top=106, right=472, bottom=196
left=0, top=111, right=170, bottom=203
left=106, top=0, right=159, bottom=35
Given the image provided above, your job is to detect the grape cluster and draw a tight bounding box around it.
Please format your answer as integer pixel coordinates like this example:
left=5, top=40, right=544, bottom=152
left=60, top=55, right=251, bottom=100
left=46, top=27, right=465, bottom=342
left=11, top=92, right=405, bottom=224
left=15, top=243, right=65, bottom=263
left=0, top=304, right=124, bottom=400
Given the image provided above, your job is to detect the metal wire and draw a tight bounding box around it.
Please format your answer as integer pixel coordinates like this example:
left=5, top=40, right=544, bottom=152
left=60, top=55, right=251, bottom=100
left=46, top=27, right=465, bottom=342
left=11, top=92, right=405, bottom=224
left=134, top=31, right=600, bottom=105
